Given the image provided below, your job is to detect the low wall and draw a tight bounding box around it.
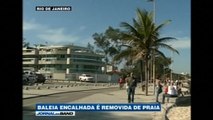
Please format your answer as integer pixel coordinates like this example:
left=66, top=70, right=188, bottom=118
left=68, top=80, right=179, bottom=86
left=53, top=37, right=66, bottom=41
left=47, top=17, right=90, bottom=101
left=52, top=73, right=120, bottom=83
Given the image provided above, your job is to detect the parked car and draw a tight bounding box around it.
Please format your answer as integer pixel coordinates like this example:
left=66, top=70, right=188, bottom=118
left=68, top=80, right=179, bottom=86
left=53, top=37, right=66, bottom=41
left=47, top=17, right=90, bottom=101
left=79, top=74, right=94, bottom=82
left=35, top=73, right=46, bottom=83
left=23, top=72, right=29, bottom=85
left=23, top=71, right=37, bottom=85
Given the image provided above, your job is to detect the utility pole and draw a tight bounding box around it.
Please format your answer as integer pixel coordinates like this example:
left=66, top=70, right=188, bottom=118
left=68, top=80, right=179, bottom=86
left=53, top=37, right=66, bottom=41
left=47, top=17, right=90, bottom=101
left=147, top=0, right=156, bottom=95
left=152, top=0, right=156, bottom=95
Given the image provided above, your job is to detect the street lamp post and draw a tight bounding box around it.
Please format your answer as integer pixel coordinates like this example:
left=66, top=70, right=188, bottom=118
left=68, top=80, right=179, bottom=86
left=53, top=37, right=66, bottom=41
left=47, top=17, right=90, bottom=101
left=147, top=0, right=156, bottom=95
left=147, top=0, right=156, bottom=22
left=152, top=0, right=156, bottom=95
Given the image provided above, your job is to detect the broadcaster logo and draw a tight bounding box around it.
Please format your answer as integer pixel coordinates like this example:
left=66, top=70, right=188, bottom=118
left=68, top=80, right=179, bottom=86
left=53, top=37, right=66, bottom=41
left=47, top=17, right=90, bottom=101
left=35, top=111, right=75, bottom=116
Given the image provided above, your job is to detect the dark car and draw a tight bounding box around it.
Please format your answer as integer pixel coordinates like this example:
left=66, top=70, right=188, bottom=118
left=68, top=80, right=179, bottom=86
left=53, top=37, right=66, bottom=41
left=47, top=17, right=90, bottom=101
left=23, top=71, right=37, bottom=85
left=35, top=73, right=46, bottom=83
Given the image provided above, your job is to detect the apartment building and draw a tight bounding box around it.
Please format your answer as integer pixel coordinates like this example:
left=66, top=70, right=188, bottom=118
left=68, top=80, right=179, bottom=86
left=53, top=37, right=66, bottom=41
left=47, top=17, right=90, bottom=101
left=23, top=45, right=105, bottom=79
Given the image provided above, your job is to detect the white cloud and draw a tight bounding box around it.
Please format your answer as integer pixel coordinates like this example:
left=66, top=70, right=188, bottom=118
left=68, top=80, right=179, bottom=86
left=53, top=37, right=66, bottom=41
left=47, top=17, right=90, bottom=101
left=23, top=20, right=43, bottom=31
left=71, top=37, right=94, bottom=47
left=167, top=37, right=191, bottom=49
left=37, top=28, right=79, bottom=44
left=79, top=26, right=86, bottom=31
left=24, top=20, right=80, bottom=44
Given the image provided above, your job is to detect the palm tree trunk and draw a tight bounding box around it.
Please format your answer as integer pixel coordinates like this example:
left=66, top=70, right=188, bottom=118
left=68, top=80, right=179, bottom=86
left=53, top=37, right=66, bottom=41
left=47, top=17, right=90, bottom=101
left=153, top=54, right=156, bottom=95
left=140, top=60, right=144, bottom=91
left=145, top=60, right=149, bottom=96
left=147, top=60, right=150, bottom=95
left=150, top=59, right=152, bottom=84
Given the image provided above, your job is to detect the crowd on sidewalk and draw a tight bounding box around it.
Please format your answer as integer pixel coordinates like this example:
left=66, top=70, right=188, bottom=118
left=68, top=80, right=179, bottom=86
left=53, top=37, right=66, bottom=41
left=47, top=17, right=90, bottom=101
left=117, top=72, right=191, bottom=120
left=118, top=72, right=186, bottom=104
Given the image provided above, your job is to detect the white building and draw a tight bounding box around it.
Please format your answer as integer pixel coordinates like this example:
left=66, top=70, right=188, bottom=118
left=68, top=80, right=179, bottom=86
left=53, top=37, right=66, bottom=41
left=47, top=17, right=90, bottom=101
left=23, top=45, right=106, bottom=80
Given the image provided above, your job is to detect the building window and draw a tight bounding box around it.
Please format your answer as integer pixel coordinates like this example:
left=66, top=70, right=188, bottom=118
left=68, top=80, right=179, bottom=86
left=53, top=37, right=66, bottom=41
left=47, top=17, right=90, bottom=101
left=61, top=55, right=65, bottom=58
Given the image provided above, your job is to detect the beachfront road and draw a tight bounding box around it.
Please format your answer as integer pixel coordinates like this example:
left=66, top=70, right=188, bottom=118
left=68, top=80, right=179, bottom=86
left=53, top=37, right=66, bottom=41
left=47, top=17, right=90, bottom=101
left=23, top=87, right=153, bottom=120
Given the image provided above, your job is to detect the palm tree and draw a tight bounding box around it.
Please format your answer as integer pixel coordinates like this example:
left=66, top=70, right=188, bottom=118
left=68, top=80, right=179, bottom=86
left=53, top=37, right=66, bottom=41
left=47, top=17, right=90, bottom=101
left=113, top=9, right=179, bottom=96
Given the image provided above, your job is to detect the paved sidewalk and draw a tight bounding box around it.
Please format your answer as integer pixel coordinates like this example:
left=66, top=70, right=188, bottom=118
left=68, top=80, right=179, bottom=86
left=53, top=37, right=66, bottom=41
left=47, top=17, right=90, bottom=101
left=23, top=84, right=177, bottom=120
left=72, top=85, right=177, bottom=120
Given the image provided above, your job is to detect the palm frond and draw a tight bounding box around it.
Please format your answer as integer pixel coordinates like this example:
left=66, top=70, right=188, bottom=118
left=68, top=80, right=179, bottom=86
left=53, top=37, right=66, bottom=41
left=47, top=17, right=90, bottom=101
left=120, top=22, right=142, bottom=38
left=154, top=50, right=167, bottom=59
left=113, top=48, right=133, bottom=61
left=157, top=43, right=179, bottom=54
left=155, top=37, right=176, bottom=44
left=155, top=20, right=171, bottom=32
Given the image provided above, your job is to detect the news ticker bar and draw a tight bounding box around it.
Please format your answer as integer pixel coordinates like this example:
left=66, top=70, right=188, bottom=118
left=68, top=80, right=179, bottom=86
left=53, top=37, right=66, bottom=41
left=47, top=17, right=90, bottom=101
left=35, top=6, right=72, bottom=11
left=36, top=103, right=161, bottom=112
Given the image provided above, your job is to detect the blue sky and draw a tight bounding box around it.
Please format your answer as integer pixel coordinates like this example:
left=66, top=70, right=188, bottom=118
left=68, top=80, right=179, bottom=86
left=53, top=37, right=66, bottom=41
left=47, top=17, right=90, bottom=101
left=23, top=0, right=191, bottom=75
